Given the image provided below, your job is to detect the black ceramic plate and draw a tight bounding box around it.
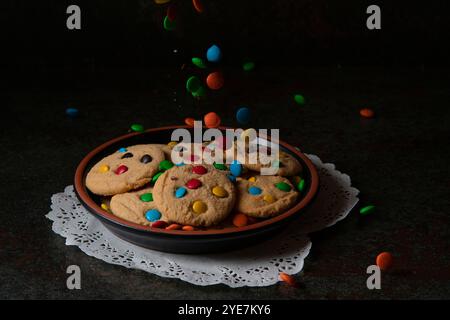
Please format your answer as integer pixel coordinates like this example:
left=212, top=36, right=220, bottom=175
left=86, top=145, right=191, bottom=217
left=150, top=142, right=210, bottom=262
left=74, top=126, right=319, bottom=253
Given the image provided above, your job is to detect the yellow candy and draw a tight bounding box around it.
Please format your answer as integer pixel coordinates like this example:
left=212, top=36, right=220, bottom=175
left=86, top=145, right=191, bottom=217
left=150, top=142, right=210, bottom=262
left=167, top=141, right=178, bottom=148
left=248, top=177, right=256, bottom=182
left=101, top=203, right=109, bottom=211
left=263, top=194, right=275, bottom=203
left=192, top=200, right=207, bottom=214
left=99, top=165, right=109, bottom=173
left=212, top=186, right=228, bottom=198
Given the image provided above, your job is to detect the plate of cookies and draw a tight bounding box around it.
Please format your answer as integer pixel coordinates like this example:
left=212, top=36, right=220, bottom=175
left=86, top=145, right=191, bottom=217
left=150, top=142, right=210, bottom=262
left=74, top=126, right=319, bottom=253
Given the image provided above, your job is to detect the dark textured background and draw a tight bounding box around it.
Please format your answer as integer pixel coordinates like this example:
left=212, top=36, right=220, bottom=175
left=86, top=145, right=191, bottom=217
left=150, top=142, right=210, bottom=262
left=1, top=0, right=449, bottom=299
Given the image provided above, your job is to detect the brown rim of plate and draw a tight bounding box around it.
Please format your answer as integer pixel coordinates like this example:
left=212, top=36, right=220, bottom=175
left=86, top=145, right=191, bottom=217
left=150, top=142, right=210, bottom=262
left=74, top=125, right=319, bottom=236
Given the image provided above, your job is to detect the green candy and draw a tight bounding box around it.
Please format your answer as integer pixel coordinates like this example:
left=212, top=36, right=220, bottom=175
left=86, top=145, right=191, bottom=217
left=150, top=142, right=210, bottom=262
left=294, top=94, right=305, bottom=106
left=159, top=160, right=174, bottom=171
left=139, top=193, right=153, bottom=202
left=192, top=57, right=207, bottom=69
left=131, top=123, right=144, bottom=132
left=275, top=182, right=292, bottom=192
left=192, top=86, right=206, bottom=98
left=360, top=205, right=375, bottom=215
left=163, top=16, right=175, bottom=31
left=151, top=172, right=163, bottom=184
left=297, top=179, right=305, bottom=192
left=213, top=163, right=227, bottom=170
left=243, top=61, right=255, bottom=71
left=186, top=76, right=201, bottom=93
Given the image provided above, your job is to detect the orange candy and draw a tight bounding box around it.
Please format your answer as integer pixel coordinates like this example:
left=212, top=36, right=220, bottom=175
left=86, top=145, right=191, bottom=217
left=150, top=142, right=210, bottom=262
left=233, top=213, right=248, bottom=227
left=204, top=112, right=221, bottom=128
left=206, top=71, right=224, bottom=90
left=165, top=223, right=182, bottom=230
left=185, top=117, right=195, bottom=127
left=376, top=252, right=393, bottom=270
left=182, top=225, right=195, bottom=231
left=360, top=108, right=375, bottom=118
left=279, top=272, right=297, bottom=287
left=192, top=0, right=204, bottom=13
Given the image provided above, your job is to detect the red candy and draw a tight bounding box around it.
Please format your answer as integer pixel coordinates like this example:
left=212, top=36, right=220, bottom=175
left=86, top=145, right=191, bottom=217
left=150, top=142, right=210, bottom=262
left=115, top=165, right=128, bottom=175
left=151, top=221, right=168, bottom=229
left=186, top=178, right=202, bottom=189
left=192, top=165, right=207, bottom=175
left=167, top=4, right=176, bottom=21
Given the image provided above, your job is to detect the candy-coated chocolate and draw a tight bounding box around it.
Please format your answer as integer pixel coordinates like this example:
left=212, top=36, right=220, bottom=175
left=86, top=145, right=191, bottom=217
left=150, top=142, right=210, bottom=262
left=121, top=152, right=133, bottom=159
left=115, top=165, right=128, bottom=175
left=263, top=194, right=275, bottom=203
left=101, top=203, right=109, bottom=211
left=140, top=193, right=153, bottom=202
left=131, top=124, right=144, bottom=132
left=99, top=165, right=109, bottom=173
left=192, top=165, right=207, bottom=175
left=140, top=154, right=153, bottom=164
left=175, top=187, right=187, bottom=198
left=118, top=147, right=127, bottom=153
left=186, top=178, right=202, bottom=189
left=213, top=163, right=227, bottom=171
left=236, top=107, right=251, bottom=124
left=248, top=177, right=256, bottom=182
left=145, top=209, right=161, bottom=222
left=192, top=200, right=207, bottom=214
left=206, top=44, right=222, bottom=62
left=212, top=186, right=228, bottom=198
left=275, top=182, right=292, bottom=192
left=167, top=141, right=178, bottom=148
left=151, top=220, right=168, bottom=228
left=159, top=160, right=174, bottom=171
left=151, top=172, right=163, bottom=184
left=248, top=186, right=262, bottom=195
left=230, top=160, right=242, bottom=177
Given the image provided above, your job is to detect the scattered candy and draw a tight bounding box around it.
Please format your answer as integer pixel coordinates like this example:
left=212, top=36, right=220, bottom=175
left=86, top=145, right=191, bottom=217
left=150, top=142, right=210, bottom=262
left=204, top=112, right=221, bottom=128
left=186, top=76, right=201, bottom=93
left=297, top=179, right=305, bottom=192
left=206, top=44, right=222, bottom=63
left=212, top=186, right=228, bottom=198
left=186, top=178, right=202, bottom=189
left=166, top=4, right=176, bottom=21
left=175, top=187, right=187, bottom=198
left=99, top=165, right=109, bottom=173
left=131, top=123, right=144, bottom=132
left=248, top=176, right=256, bottom=182
left=360, top=205, right=375, bottom=215
left=227, top=174, right=236, bottom=182
left=151, top=172, right=163, bottom=184
left=118, top=148, right=127, bottom=153
left=166, top=223, right=182, bottom=230
left=65, top=108, right=79, bottom=118
left=185, top=117, right=195, bottom=127
left=163, top=15, right=176, bottom=31
left=360, top=108, right=375, bottom=118
left=145, top=209, right=162, bottom=222
left=182, top=225, right=195, bottom=231
left=159, top=159, right=174, bottom=171
left=192, top=0, right=204, bottom=13
left=242, top=61, right=255, bottom=71
left=101, top=203, right=109, bottom=211
left=121, top=152, right=133, bottom=159
left=192, top=200, right=207, bottom=214
left=140, top=154, right=153, bottom=164
left=213, top=163, right=227, bottom=171
left=233, top=213, right=248, bottom=227
left=230, top=160, right=242, bottom=177
left=294, top=94, right=305, bottom=106
left=236, top=107, right=251, bottom=124
left=192, top=165, right=207, bottom=175
left=275, top=182, right=292, bottom=192
left=192, top=57, right=207, bottom=69
left=191, top=86, right=207, bottom=98
left=140, top=193, right=153, bottom=202
left=206, top=71, right=224, bottom=90
left=263, top=194, right=275, bottom=203
left=152, top=220, right=168, bottom=228
left=248, top=186, right=262, bottom=195
left=115, top=165, right=128, bottom=175
left=376, top=252, right=393, bottom=270
left=279, top=272, right=297, bottom=287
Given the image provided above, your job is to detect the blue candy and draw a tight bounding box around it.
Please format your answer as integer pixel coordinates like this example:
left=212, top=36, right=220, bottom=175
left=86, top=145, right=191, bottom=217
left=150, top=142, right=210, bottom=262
left=230, top=160, right=242, bottom=177
left=65, top=108, right=79, bottom=118
left=175, top=187, right=187, bottom=198
left=118, top=147, right=127, bottom=153
left=145, top=209, right=161, bottom=222
left=248, top=186, right=262, bottom=195
left=175, top=162, right=185, bottom=166
left=206, top=44, right=222, bottom=63
left=227, top=174, right=236, bottom=183
left=236, top=107, right=251, bottom=124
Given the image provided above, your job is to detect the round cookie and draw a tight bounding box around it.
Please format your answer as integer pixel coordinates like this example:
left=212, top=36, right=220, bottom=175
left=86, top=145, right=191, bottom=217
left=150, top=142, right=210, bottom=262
left=152, top=164, right=236, bottom=227
left=110, top=187, right=165, bottom=226
left=244, top=149, right=302, bottom=177
left=85, top=144, right=165, bottom=196
left=235, top=175, right=298, bottom=218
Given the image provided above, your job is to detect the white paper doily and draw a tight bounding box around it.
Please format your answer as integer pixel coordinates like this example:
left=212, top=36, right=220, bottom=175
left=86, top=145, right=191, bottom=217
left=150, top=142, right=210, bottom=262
left=46, top=154, right=359, bottom=287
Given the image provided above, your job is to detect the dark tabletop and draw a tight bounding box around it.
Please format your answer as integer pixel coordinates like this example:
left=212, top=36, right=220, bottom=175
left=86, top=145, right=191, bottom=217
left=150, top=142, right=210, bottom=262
left=1, top=66, right=449, bottom=299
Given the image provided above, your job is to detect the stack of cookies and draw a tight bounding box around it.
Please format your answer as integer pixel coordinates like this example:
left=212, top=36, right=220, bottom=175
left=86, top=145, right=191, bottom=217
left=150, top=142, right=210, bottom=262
left=85, top=142, right=303, bottom=229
